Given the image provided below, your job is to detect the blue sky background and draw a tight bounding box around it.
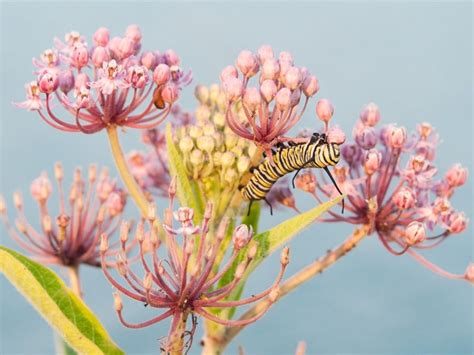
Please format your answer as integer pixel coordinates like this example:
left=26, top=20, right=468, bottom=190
left=0, top=1, right=472, bottom=354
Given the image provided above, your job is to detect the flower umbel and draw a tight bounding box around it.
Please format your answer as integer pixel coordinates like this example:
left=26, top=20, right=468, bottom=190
left=15, top=25, right=192, bottom=134
left=220, top=46, right=319, bottom=159
left=101, top=189, right=288, bottom=352
left=295, top=103, right=471, bottom=281
left=0, top=163, right=127, bottom=267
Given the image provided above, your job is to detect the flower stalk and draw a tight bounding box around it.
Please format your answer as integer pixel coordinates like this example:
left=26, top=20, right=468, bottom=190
left=67, top=265, right=82, bottom=297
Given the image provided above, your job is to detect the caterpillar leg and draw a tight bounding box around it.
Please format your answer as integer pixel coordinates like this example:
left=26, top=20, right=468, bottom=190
left=291, top=169, right=302, bottom=189
left=323, top=166, right=345, bottom=214
left=264, top=198, right=273, bottom=216
left=247, top=200, right=254, bottom=216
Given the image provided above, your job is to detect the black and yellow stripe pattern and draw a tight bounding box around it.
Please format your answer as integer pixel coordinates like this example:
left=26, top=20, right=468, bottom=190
left=241, top=134, right=341, bottom=202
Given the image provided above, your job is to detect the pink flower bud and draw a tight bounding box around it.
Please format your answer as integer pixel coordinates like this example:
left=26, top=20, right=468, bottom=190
left=173, top=207, right=194, bottom=224
left=404, top=221, right=426, bottom=245
left=140, top=51, right=157, bottom=70
left=341, top=144, right=362, bottom=165
left=392, top=186, right=416, bottom=210
left=220, top=65, right=238, bottom=83
left=387, top=125, right=407, bottom=149
left=93, top=27, right=110, bottom=46
left=417, top=122, right=433, bottom=139
left=153, top=64, right=171, bottom=85
left=91, top=46, right=110, bottom=68
left=446, top=211, right=468, bottom=234
left=161, top=83, right=179, bottom=103
left=30, top=173, right=52, bottom=202
left=125, top=24, right=142, bottom=44
left=302, top=75, right=319, bottom=97
left=58, top=69, right=75, bottom=94
left=71, top=44, right=89, bottom=69
left=236, top=50, right=259, bottom=77
left=106, top=191, right=126, bottom=216
left=74, top=73, right=90, bottom=91
left=284, top=67, right=302, bottom=90
left=118, top=37, right=135, bottom=59
left=164, top=49, right=180, bottom=66
left=232, top=224, right=253, bottom=250
left=316, top=99, right=334, bottom=123
left=100, top=233, right=109, bottom=252
left=127, top=65, right=148, bottom=89
left=360, top=103, right=380, bottom=126
left=257, top=45, right=274, bottom=63
left=223, top=77, right=243, bottom=102
left=354, top=125, right=377, bottom=150
left=280, top=247, right=290, bottom=266
left=464, top=263, right=474, bottom=283
left=260, top=79, right=277, bottom=102
left=243, top=87, right=261, bottom=112
left=275, top=88, right=292, bottom=111
left=445, top=164, right=468, bottom=187
left=107, top=36, right=121, bottom=58
left=38, top=70, right=59, bottom=94
left=327, top=125, right=346, bottom=144
left=279, top=51, right=293, bottom=64
left=364, top=149, right=382, bottom=175
left=75, top=86, right=91, bottom=109
left=261, top=59, right=280, bottom=80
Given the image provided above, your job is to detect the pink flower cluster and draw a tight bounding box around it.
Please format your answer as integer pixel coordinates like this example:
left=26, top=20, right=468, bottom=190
left=101, top=183, right=288, bottom=351
left=295, top=103, right=471, bottom=281
left=220, top=46, right=320, bottom=158
left=15, top=25, right=191, bottom=133
left=0, top=163, right=127, bottom=267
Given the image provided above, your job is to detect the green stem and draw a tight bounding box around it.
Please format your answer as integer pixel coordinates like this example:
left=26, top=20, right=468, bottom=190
left=106, top=125, right=149, bottom=217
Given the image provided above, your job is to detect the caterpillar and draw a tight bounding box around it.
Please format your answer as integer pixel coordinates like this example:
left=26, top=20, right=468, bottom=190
left=241, top=132, right=344, bottom=215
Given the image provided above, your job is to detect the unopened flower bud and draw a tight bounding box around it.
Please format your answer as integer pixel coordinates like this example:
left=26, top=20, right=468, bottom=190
left=136, top=221, right=145, bottom=242
left=153, top=64, right=170, bottom=85
left=179, top=136, right=194, bottom=153
left=93, top=27, right=110, bottom=46
left=147, top=204, right=156, bottom=221
left=446, top=211, right=468, bottom=234
left=405, top=222, right=426, bottom=245
left=140, top=51, right=157, bottom=70
left=261, top=59, right=280, bottom=80
left=258, top=45, right=274, bottom=62
left=387, top=125, right=407, bottom=149
left=327, top=125, right=346, bottom=145
left=113, top=293, right=123, bottom=312
left=164, top=49, right=180, bottom=66
left=220, top=65, right=238, bottom=83
left=237, top=156, right=251, bottom=174
left=58, top=70, right=75, bottom=94
left=54, top=162, right=63, bottom=181
left=13, top=192, right=23, bottom=209
left=233, top=224, right=253, bottom=250
left=190, top=149, right=204, bottom=166
left=144, top=272, right=153, bottom=291
left=221, top=151, right=236, bottom=167
left=235, top=262, right=246, bottom=278
left=302, top=75, right=319, bottom=97
left=464, top=263, right=474, bottom=283
left=316, top=99, right=334, bottom=123
left=236, top=50, right=259, bottom=77
left=116, top=259, right=127, bottom=276
left=196, top=135, right=215, bottom=152
left=360, top=103, right=380, bottom=127
left=364, top=149, right=382, bottom=175
left=280, top=247, right=290, bottom=266
left=91, top=46, right=110, bottom=68
left=445, top=164, right=468, bottom=187
left=100, top=233, right=109, bottom=252
left=168, top=177, right=177, bottom=200
left=341, top=144, right=362, bottom=166
left=120, top=221, right=130, bottom=243
left=275, top=88, right=292, bottom=111
left=284, top=67, right=302, bottom=90
left=38, top=70, right=59, bottom=94
left=223, top=77, right=243, bottom=102
left=243, top=87, right=262, bottom=112
left=260, top=80, right=277, bottom=103
left=354, top=125, right=377, bottom=150
left=161, top=83, right=179, bottom=103
left=195, top=85, right=210, bottom=104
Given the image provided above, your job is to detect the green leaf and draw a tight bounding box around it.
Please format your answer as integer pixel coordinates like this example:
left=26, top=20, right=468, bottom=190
left=0, top=246, right=124, bottom=355
left=241, top=201, right=261, bottom=235
left=218, top=195, right=343, bottom=317
left=166, top=123, right=205, bottom=222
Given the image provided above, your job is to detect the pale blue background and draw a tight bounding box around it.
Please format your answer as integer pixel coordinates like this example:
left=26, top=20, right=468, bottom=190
left=0, top=1, right=472, bottom=354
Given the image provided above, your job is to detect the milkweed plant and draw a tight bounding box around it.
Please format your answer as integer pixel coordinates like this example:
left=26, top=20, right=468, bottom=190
left=0, top=25, right=471, bottom=355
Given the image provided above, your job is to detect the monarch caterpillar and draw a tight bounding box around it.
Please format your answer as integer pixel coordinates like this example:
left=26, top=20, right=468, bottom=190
left=241, top=132, right=344, bottom=215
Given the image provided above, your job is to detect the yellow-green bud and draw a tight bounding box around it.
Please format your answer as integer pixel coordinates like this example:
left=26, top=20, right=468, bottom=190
left=213, top=112, right=226, bottom=127
left=196, top=135, right=215, bottom=152
left=195, top=105, right=211, bottom=122
left=189, top=126, right=203, bottom=139
left=195, top=85, right=209, bottom=103
left=213, top=152, right=223, bottom=166
left=231, top=146, right=243, bottom=157
left=179, top=136, right=194, bottom=153
left=190, top=149, right=204, bottom=166
left=216, top=92, right=227, bottom=112
left=237, top=156, right=251, bottom=174
left=248, top=142, right=258, bottom=157
left=225, top=134, right=238, bottom=149
left=221, top=151, right=236, bottom=167
left=209, top=84, right=220, bottom=103
left=213, top=132, right=224, bottom=148
left=224, top=168, right=238, bottom=184
left=202, top=123, right=216, bottom=136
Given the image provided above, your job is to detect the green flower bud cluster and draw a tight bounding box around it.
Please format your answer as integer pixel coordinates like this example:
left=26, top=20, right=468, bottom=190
left=175, top=84, right=257, bottom=197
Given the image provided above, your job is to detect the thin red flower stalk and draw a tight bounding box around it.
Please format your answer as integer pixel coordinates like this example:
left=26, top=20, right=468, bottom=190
left=294, top=103, right=471, bottom=282
left=14, top=25, right=191, bottom=134
left=0, top=163, right=128, bottom=268
left=100, top=184, right=289, bottom=353
left=220, top=46, right=320, bottom=159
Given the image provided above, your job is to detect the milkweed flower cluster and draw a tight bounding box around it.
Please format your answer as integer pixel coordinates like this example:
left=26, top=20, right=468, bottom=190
left=0, top=163, right=127, bottom=267
left=100, top=184, right=288, bottom=352
left=15, top=25, right=191, bottom=133
left=295, top=103, right=472, bottom=282
left=220, top=46, right=320, bottom=159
